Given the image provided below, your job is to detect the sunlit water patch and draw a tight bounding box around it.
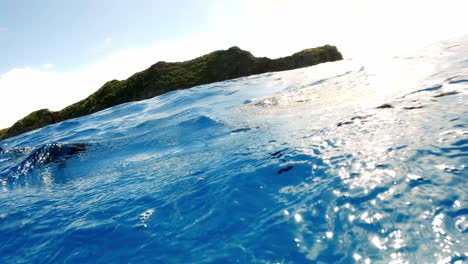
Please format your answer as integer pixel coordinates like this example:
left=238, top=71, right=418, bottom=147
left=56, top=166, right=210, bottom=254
left=0, top=37, right=467, bottom=263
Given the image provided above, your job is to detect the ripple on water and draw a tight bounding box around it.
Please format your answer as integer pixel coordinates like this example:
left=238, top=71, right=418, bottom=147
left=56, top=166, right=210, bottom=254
left=0, top=36, right=467, bottom=263
left=137, top=208, right=155, bottom=229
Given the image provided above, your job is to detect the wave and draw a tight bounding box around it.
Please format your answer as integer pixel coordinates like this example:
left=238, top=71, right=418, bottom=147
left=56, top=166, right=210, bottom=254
left=0, top=143, right=88, bottom=186
left=0, top=36, right=467, bottom=263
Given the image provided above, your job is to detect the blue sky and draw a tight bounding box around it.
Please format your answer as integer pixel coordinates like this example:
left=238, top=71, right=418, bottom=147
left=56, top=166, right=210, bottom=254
left=0, top=0, right=467, bottom=128
left=0, top=0, right=225, bottom=72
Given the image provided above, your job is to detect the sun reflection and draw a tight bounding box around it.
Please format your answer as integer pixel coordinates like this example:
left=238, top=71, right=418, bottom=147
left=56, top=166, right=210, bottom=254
left=353, top=253, right=362, bottom=261
left=371, top=236, right=387, bottom=250
left=388, top=230, right=405, bottom=249
left=294, top=213, right=303, bottom=223
left=242, top=35, right=465, bottom=262
left=432, top=213, right=446, bottom=236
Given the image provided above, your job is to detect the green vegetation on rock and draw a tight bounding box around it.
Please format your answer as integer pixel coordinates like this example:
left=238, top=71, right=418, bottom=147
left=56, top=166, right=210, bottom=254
left=0, top=128, right=7, bottom=140
left=4, top=109, right=56, bottom=139
left=0, top=45, right=343, bottom=141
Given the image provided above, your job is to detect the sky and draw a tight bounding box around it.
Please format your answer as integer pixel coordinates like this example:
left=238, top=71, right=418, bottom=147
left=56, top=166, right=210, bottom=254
left=0, top=0, right=467, bottom=128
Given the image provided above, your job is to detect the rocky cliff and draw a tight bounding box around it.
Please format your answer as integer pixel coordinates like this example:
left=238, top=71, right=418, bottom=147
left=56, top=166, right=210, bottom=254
left=0, top=45, right=343, bottom=140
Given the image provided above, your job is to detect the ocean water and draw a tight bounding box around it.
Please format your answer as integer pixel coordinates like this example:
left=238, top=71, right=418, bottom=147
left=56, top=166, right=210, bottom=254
left=0, top=37, right=467, bottom=264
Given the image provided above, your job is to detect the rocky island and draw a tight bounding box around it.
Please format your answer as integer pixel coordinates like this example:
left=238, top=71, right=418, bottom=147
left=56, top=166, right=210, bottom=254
left=0, top=45, right=342, bottom=141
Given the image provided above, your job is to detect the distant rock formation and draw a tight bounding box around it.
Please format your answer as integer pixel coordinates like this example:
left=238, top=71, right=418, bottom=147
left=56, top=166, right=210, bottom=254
left=5, top=109, right=56, bottom=140
left=0, top=45, right=343, bottom=140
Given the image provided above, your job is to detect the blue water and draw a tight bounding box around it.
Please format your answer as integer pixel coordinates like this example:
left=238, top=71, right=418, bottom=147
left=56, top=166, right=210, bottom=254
left=1, top=38, right=467, bottom=263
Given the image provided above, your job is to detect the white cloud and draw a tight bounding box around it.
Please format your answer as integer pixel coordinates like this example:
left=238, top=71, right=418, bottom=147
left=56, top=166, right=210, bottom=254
left=0, top=35, right=236, bottom=128
left=41, top=63, right=54, bottom=70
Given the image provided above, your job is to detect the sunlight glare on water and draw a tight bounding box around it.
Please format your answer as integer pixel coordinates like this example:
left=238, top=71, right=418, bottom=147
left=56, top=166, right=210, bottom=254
left=0, top=36, right=467, bottom=263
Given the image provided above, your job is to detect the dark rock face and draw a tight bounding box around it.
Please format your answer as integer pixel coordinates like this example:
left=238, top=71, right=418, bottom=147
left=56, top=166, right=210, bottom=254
left=0, top=45, right=343, bottom=140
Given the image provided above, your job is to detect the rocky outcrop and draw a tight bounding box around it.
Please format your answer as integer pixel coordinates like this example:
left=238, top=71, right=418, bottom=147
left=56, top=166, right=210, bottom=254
left=0, top=128, right=7, bottom=141
left=0, top=45, right=343, bottom=140
left=5, top=109, right=56, bottom=139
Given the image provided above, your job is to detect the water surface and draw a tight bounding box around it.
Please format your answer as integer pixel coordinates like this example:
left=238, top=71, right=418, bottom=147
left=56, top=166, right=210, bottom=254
left=0, top=37, right=467, bottom=263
